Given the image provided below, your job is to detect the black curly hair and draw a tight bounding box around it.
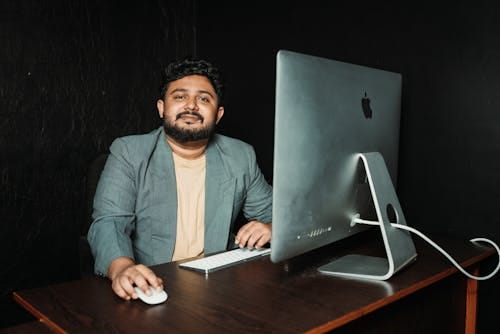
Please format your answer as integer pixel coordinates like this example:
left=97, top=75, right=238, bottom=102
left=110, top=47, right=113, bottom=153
left=159, top=58, right=225, bottom=106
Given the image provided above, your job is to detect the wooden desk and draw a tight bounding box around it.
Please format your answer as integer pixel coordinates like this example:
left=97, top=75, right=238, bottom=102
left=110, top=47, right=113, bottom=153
left=13, top=232, right=496, bottom=333
left=0, top=321, right=56, bottom=334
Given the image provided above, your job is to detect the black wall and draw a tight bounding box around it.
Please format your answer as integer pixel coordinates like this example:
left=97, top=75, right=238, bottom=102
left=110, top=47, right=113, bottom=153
left=2, top=0, right=499, bottom=332
left=0, top=0, right=195, bottom=327
left=196, top=1, right=500, bottom=333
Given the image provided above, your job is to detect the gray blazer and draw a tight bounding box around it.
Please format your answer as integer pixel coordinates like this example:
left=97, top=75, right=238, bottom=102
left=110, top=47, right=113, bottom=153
left=88, top=127, right=273, bottom=276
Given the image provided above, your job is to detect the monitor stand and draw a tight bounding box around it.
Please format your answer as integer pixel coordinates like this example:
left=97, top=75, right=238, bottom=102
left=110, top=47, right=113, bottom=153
left=318, top=152, right=417, bottom=280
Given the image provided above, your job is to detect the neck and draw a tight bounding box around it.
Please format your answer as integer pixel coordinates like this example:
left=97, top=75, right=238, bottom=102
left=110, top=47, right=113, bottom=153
left=166, top=135, right=208, bottom=160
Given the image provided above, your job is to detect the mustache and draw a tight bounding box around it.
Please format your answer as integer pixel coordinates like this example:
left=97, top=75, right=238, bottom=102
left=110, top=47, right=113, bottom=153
left=176, top=110, right=204, bottom=122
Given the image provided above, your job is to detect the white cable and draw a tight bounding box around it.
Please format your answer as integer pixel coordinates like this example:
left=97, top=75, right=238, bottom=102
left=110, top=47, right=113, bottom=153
left=352, top=217, right=500, bottom=280
left=392, top=224, right=500, bottom=280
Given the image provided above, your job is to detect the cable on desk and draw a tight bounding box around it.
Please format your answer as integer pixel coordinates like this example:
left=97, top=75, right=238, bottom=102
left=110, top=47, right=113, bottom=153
left=351, top=217, right=500, bottom=281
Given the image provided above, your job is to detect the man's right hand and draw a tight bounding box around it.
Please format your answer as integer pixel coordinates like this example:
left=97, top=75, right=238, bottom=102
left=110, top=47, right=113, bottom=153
left=108, top=257, right=164, bottom=300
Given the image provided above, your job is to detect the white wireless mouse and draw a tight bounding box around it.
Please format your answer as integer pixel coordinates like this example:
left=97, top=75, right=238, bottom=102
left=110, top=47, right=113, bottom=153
left=134, top=286, right=168, bottom=305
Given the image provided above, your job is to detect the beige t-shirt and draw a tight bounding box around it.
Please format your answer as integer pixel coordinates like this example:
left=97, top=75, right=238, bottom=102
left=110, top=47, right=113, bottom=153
left=171, top=152, right=206, bottom=261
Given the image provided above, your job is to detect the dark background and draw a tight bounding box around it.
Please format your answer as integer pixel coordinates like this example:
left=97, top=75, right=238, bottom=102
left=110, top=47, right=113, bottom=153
left=1, top=0, right=499, bottom=332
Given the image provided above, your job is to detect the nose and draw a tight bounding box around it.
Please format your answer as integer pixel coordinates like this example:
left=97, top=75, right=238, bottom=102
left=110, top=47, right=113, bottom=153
left=185, top=97, right=199, bottom=111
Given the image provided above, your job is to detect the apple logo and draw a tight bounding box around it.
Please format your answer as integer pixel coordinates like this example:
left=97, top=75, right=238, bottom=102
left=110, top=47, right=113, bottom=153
left=361, top=92, right=373, bottom=119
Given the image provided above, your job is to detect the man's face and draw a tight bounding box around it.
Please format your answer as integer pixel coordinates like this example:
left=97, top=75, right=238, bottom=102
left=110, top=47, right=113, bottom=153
left=157, top=75, right=224, bottom=143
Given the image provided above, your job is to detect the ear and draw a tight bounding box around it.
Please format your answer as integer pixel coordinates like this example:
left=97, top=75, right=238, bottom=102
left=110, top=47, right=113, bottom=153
left=215, top=106, right=224, bottom=124
left=157, top=99, right=164, bottom=118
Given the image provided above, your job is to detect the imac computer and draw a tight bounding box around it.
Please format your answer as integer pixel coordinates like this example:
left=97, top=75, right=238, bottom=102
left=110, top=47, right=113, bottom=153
left=270, top=50, right=417, bottom=280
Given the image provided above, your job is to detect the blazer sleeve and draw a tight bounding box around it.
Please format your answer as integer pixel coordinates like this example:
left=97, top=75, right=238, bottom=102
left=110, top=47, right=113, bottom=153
left=87, top=138, right=137, bottom=276
left=240, top=146, right=273, bottom=223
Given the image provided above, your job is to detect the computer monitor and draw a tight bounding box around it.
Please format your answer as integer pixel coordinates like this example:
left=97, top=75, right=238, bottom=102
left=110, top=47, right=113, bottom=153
left=270, top=50, right=417, bottom=280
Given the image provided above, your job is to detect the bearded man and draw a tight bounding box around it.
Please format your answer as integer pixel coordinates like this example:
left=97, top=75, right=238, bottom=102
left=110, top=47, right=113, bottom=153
left=88, top=58, right=273, bottom=301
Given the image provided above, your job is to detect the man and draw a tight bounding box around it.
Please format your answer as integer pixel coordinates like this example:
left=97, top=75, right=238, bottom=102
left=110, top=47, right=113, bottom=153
left=88, top=58, right=273, bottom=301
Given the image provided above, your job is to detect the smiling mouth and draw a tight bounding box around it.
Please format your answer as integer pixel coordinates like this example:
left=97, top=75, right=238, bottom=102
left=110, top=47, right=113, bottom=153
left=176, top=111, right=204, bottom=123
left=178, top=116, right=202, bottom=125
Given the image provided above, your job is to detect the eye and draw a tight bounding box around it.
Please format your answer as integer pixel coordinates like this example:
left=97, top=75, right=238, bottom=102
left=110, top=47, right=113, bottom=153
left=198, top=96, right=211, bottom=103
left=173, top=94, right=185, bottom=100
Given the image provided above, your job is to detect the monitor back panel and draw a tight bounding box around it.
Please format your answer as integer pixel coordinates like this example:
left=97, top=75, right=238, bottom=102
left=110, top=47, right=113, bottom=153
left=271, top=50, right=402, bottom=262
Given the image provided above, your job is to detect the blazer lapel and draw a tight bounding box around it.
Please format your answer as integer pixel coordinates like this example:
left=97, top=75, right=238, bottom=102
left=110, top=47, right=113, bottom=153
left=148, top=129, right=235, bottom=257
left=149, top=130, right=178, bottom=262
left=204, top=143, right=235, bottom=254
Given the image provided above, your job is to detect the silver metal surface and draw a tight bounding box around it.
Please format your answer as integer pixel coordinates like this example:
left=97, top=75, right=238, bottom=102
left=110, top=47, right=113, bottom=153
left=271, top=50, right=416, bottom=279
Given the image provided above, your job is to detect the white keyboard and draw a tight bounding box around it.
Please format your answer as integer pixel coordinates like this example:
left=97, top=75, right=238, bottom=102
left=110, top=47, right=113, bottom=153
left=179, top=247, right=271, bottom=273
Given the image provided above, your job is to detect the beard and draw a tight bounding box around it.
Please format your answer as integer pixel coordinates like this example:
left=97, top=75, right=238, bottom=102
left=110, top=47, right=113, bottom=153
left=163, top=111, right=217, bottom=143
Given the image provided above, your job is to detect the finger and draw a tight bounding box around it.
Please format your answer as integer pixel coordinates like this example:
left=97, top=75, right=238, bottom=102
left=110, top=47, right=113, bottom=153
left=236, top=229, right=251, bottom=248
left=112, top=284, right=131, bottom=300
left=132, top=278, right=151, bottom=296
left=236, top=221, right=256, bottom=247
left=120, top=271, right=140, bottom=298
left=247, top=229, right=269, bottom=249
left=255, top=232, right=271, bottom=249
left=135, top=265, right=163, bottom=291
left=246, top=233, right=259, bottom=249
left=257, top=223, right=272, bottom=248
left=247, top=224, right=271, bottom=249
left=112, top=275, right=134, bottom=300
left=244, top=230, right=263, bottom=249
left=115, top=265, right=148, bottom=298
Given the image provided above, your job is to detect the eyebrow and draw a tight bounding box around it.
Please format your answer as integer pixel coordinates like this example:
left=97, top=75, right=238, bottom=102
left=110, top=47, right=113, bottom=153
left=169, top=88, right=215, bottom=99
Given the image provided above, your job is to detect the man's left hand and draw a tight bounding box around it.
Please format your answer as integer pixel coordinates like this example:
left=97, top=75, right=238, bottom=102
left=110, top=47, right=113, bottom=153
left=235, top=221, right=272, bottom=249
